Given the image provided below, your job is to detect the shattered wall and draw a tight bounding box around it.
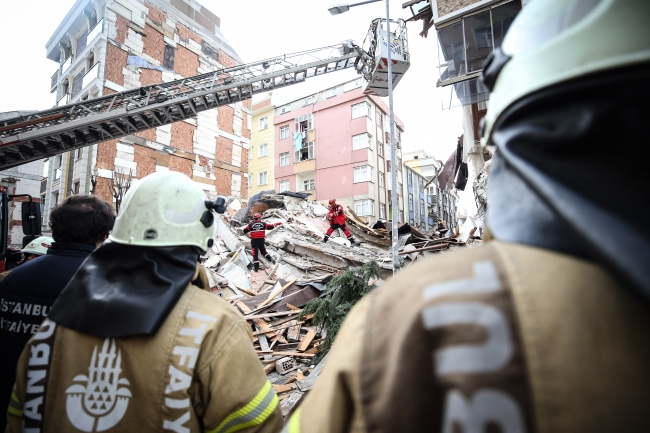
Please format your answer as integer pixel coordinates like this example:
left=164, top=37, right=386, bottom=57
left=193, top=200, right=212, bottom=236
left=96, top=0, right=252, bottom=203
left=43, top=0, right=253, bottom=223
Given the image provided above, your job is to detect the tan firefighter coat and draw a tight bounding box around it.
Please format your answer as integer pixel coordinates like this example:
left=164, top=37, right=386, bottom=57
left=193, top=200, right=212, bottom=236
left=6, top=281, right=283, bottom=433
left=283, top=241, right=650, bottom=433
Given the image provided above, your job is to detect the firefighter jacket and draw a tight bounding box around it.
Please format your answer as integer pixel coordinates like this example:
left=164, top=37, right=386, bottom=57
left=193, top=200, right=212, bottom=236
left=0, top=242, right=94, bottom=429
left=6, top=281, right=283, bottom=433
left=327, top=205, right=346, bottom=226
left=283, top=241, right=650, bottom=433
left=243, top=221, right=281, bottom=239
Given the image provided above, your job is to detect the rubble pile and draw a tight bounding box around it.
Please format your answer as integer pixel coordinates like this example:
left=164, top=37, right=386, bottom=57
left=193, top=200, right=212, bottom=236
left=199, top=192, right=482, bottom=418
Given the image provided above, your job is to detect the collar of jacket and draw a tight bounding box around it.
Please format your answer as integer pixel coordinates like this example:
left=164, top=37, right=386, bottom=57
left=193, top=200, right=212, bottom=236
left=46, top=242, right=96, bottom=257
left=487, top=62, right=650, bottom=299
left=48, top=241, right=200, bottom=337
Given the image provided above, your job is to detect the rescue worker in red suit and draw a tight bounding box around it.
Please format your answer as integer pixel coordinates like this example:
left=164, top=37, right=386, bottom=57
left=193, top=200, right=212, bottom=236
left=242, top=213, right=282, bottom=272
left=324, top=199, right=357, bottom=246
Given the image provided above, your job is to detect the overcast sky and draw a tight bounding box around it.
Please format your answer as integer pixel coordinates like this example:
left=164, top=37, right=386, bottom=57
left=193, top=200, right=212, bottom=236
left=0, top=0, right=471, bottom=211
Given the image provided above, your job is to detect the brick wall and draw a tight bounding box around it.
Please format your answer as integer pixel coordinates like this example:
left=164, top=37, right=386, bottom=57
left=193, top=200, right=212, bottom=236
left=217, top=106, right=234, bottom=133
left=136, top=128, right=157, bottom=141
left=215, top=136, right=233, bottom=163
left=214, top=168, right=232, bottom=195
left=140, top=69, right=162, bottom=86
left=134, top=145, right=155, bottom=178
left=105, top=44, right=127, bottom=86
left=171, top=121, right=194, bottom=152
left=95, top=177, right=113, bottom=205
left=176, top=23, right=201, bottom=44
left=174, top=45, right=199, bottom=77
left=168, top=156, right=192, bottom=177
left=143, top=24, right=165, bottom=64
left=218, top=50, right=237, bottom=68
left=241, top=147, right=248, bottom=171
left=116, top=15, right=129, bottom=44
left=97, top=138, right=118, bottom=170
left=242, top=113, right=250, bottom=139
left=145, top=1, right=166, bottom=23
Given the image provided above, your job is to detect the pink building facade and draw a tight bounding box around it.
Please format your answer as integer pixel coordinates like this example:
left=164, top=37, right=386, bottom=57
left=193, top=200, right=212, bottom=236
left=273, top=78, right=405, bottom=222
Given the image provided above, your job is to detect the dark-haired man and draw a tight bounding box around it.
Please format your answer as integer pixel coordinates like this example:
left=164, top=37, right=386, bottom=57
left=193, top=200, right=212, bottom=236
left=0, top=194, right=115, bottom=429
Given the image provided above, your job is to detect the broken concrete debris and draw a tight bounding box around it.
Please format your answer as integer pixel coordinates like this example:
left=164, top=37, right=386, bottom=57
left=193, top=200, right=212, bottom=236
left=199, top=191, right=478, bottom=420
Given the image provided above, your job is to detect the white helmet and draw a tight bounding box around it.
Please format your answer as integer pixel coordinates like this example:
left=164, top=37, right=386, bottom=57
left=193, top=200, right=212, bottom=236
left=481, top=0, right=650, bottom=147
left=22, top=236, right=54, bottom=256
left=109, top=171, right=218, bottom=252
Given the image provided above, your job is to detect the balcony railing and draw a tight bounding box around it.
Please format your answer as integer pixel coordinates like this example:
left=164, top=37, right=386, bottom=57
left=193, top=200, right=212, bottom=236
left=82, top=62, right=100, bottom=91
left=57, top=93, right=69, bottom=106
left=51, top=71, right=59, bottom=92
left=87, top=19, right=104, bottom=47
left=61, top=56, right=72, bottom=74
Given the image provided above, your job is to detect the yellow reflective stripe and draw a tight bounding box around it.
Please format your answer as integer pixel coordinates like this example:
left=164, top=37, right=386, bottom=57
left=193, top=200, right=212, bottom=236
left=8, top=391, right=22, bottom=417
left=207, top=381, right=279, bottom=433
left=281, top=407, right=301, bottom=433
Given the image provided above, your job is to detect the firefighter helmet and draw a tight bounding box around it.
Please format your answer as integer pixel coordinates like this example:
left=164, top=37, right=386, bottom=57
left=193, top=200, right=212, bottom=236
left=21, top=236, right=54, bottom=256
left=109, top=171, right=216, bottom=252
left=481, top=0, right=650, bottom=148
left=253, top=213, right=262, bottom=221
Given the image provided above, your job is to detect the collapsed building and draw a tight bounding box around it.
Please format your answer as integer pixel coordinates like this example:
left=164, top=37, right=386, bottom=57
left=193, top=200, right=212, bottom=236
left=199, top=190, right=482, bottom=419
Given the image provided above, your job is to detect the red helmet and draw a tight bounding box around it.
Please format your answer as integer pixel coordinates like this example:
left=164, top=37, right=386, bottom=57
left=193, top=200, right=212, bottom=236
left=253, top=213, right=262, bottom=221
left=329, top=199, right=336, bottom=207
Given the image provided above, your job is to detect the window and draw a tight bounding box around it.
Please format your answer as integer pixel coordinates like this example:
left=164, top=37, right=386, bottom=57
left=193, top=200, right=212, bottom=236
left=352, top=102, right=370, bottom=119
left=407, top=170, right=413, bottom=185
left=397, top=157, right=402, bottom=170
left=280, top=105, right=290, bottom=114
left=76, top=147, right=83, bottom=159
left=73, top=181, right=80, bottom=194
left=379, top=203, right=386, bottom=219
left=377, top=141, right=384, bottom=156
left=398, top=182, right=403, bottom=195
left=258, top=171, right=268, bottom=185
left=280, top=152, right=290, bottom=166
left=437, top=1, right=521, bottom=83
left=258, top=143, right=268, bottom=157
left=395, top=129, right=401, bottom=144
left=378, top=171, right=385, bottom=188
left=386, top=160, right=391, bottom=172
left=295, top=114, right=312, bottom=132
left=302, top=179, right=315, bottom=191
left=420, top=199, right=425, bottom=215
left=352, top=133, right=371, bottom=150
left=295, top=141, right=314, bottom=161
left=304, top=95, right=316, bottom=105
left=326, top=88, right=337, bottom=98
left=353, top=165, right=373, bottom=183
left=376, top=110, right=384, bottom=129
left=279, top=180, right=290, bottom=192
left=280, top=125, right=290, bottom=139
left=409, top=194, right=414, bottom=211
left=52, top=192, right=59, bottom=207
left=258, top=116, right=268, bottom=130
left=354, top=199, right=374, bottom=216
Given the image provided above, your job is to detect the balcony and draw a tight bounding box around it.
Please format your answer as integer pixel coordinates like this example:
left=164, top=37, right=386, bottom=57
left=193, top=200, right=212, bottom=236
left=61, top=56, right=72, bottom=74
left=87, top=19, right=104, bottom=47
left=57, top=93, right=69, bottom=106
left=294, top=158, right=315, bottom=174
left=82, top=62, right=100, bottom=91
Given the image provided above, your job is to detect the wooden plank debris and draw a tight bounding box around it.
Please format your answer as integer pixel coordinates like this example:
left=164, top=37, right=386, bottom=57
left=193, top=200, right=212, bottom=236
left=297, top=330, right=316, bottom=352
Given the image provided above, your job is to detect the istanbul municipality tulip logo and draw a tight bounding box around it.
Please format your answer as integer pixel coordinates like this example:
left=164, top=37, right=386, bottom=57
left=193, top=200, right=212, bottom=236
left=66, top=339, right=132, bottom=432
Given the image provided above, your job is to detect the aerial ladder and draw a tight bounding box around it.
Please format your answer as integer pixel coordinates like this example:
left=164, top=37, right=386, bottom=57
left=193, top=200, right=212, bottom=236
left=0, top=18, right=409, bottom=171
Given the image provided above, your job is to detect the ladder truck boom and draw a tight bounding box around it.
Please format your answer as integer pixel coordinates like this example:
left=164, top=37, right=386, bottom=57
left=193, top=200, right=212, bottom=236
left=0, top=19, right=409, bottom=172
